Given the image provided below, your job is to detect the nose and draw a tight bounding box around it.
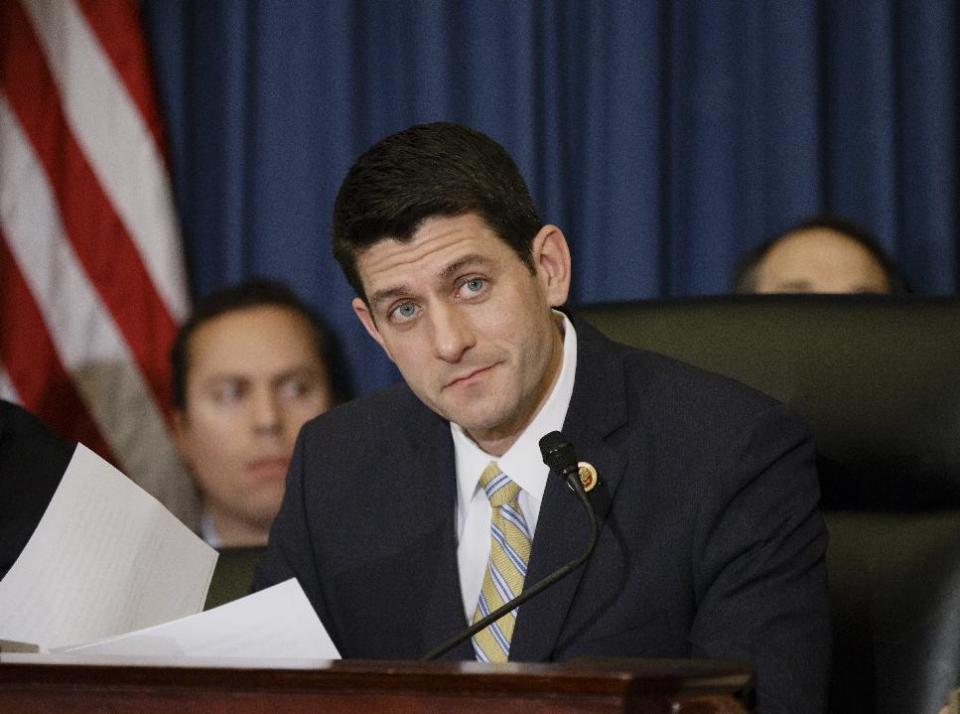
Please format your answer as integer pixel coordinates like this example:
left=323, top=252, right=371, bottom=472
left=430, top=302, right=475, bottom=363
left=251, top=387, right=282, bottom=434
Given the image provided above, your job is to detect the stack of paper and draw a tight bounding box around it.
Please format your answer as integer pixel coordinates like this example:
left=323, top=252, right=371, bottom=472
left=0, top=444, right=339, bottom=664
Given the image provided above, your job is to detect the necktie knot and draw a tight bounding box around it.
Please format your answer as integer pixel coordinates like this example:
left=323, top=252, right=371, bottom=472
left=479, top=461, right=520, bottom=509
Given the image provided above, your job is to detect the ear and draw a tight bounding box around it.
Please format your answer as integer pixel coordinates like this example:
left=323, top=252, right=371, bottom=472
left=352, top=297, right=395, bottom=362
left=530, top=224, right=572, bottom=307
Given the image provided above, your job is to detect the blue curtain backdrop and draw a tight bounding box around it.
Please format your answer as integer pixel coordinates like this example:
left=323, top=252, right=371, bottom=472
left=142, top=1, right=958, bottom=397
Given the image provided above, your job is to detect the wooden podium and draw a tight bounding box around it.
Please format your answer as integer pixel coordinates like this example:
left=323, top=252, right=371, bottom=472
left=0, top=658, right=752, bottom=712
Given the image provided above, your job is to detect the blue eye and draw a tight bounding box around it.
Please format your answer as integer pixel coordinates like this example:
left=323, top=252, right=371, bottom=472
left=458, top=277, right=487, bottom=299
left=391, top=302, right=419, bottom=322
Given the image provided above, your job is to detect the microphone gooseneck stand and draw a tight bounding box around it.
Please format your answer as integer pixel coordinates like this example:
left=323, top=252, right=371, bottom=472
left=420, top=431, right=598, bottom=662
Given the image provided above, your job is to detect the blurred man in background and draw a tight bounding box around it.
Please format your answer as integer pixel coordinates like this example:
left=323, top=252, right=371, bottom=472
left=171, top=280, right=343, bottom=548
left=733, top=216, right=908, bottom=294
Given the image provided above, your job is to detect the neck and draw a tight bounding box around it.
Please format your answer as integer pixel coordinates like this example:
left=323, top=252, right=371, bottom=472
left=207, top=507, right=270, bottom=548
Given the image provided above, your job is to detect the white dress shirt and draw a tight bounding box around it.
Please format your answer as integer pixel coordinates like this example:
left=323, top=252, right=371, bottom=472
left=452, top=311, right=578, bottom=620
left=199, top=510, right=222, bottom=549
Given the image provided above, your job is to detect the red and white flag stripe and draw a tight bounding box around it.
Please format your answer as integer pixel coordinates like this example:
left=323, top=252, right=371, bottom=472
left=0, top=0, right=199, bottom=527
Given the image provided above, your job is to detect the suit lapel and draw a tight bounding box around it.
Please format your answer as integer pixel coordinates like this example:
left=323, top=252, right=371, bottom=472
left=403, top=400, right=475, bottom=660
left=510, top=319, right=630, bottom=661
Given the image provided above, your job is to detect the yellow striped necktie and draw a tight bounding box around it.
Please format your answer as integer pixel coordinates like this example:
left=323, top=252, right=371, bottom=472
left=471, top=461, right=532, bottom=663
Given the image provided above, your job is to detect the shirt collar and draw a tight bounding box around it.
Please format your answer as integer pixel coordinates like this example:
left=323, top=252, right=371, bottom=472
left=199, top=510, right=221, bottom=549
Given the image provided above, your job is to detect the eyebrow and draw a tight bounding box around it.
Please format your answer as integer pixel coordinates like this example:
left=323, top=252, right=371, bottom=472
left=775, top=280, right=813, bottom=291
left=368, top=254, right=493, bottom=308
left=369, top=284, right=415, bottom=308
left=202, top=374, right=247, bottom=386
left=437, top=254, right=491, bottom=280
left=271, top=366, right=324, bottom=386
left=201, top=365, right=322, bottom=387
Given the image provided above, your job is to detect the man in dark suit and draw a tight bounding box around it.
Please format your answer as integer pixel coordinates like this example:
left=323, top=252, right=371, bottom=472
left=253, top=123, right=830, bottom=712
left=0, top=399, right=75, bottom=579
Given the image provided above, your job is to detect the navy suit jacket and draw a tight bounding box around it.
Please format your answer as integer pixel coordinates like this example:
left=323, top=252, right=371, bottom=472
left=254, top=318, right=830, bottom=713
left=0, top=400, right=74, bottom=579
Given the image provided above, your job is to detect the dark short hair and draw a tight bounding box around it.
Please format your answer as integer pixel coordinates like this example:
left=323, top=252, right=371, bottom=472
left=170, top=279, right=350, bottom=410
left=332, top=122, right=543, bottom=301
left=732, top=215, right=909, bottom=294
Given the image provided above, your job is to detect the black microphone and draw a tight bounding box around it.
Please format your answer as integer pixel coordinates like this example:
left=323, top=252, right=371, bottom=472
left=538, top=430, right=584, bottom=492
left=420, top=431, right=599, bottom=661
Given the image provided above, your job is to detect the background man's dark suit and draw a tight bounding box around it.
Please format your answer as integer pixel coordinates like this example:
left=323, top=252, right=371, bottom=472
left=0, top=400, right=74, bottom=579
left=254, top=318, right=830, bottom=712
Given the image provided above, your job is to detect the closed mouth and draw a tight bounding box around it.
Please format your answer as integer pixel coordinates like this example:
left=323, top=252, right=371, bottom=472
left=446, top=364, right=495, bottom=388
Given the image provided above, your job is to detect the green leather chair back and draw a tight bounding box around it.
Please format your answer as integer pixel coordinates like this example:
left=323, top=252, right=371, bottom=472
left=204, top=546, right=266, bottom=611
left=577, top=295, right=960, bottom=714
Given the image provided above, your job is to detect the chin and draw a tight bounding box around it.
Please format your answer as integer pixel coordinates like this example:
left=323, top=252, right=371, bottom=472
left=248, top=495, right=284, bottom=523
left=453, top=410, right=517, bottom=440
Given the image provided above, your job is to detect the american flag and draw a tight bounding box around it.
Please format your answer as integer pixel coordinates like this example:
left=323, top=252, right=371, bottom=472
left=0, top=0, right=200, bottom=527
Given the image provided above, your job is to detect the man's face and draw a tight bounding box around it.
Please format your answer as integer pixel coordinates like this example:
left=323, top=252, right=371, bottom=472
left=352, top=213, right=571, bottom=456
left=173, top=305, right=333, bottom=540
left=753, top=228, right=892, bottom=294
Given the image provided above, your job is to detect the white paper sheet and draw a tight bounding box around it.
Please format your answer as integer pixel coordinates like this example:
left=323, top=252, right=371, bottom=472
left=0, top=652, right=333, bottom=669
left=56, top=578, right=339, bottom=660
left=0, top=444, right=217, bottom=650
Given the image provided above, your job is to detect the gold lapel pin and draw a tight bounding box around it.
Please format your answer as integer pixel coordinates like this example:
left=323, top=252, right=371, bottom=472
left=577, top=462, right=598, bottom=492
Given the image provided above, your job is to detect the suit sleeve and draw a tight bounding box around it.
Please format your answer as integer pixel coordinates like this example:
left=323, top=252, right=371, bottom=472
left=689, top=403, right=830, bottom=714
left=251, top=428, right=342, bottom=651
left=0, top=401, right=74, bottom=579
